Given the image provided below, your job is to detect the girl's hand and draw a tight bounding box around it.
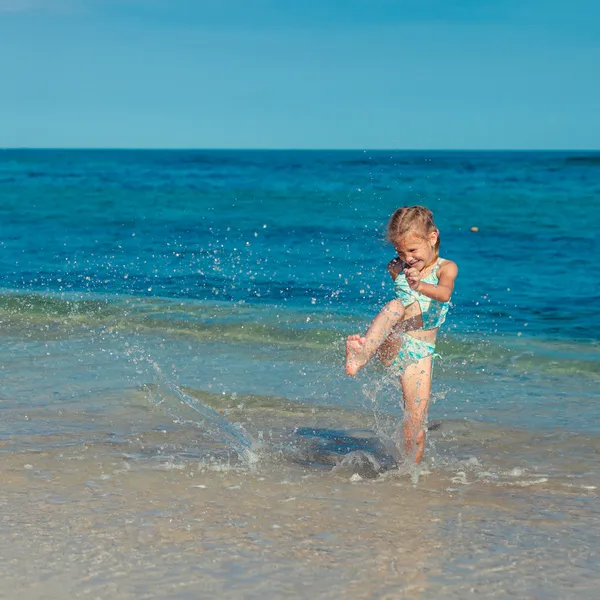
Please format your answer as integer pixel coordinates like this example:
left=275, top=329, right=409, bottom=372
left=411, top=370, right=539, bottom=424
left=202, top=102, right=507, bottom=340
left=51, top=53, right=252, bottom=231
left=387, top=257, right=403, bottom=279
left=404, top=267, right=421, bottom=291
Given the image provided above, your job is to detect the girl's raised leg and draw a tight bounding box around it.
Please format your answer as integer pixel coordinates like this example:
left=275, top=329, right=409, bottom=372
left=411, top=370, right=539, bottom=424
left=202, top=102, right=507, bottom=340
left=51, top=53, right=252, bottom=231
left=376, top=322, right=404, bottom=367
left=345, top=300, right=405, bottom=376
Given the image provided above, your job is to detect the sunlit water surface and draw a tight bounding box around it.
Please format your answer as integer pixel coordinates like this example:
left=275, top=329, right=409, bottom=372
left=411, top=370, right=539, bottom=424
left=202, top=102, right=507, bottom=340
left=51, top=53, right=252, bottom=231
left=1, top=150, right=599, bottom=598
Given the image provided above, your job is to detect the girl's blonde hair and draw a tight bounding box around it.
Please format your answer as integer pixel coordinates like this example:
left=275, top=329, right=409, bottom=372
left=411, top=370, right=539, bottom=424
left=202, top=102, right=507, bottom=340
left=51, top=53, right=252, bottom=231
left=387, top=205, right=440, bottom=259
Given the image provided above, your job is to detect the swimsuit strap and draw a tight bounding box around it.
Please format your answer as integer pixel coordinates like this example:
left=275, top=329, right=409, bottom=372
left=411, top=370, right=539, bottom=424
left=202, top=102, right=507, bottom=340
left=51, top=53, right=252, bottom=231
left=423, top=258, right=443, bottom=282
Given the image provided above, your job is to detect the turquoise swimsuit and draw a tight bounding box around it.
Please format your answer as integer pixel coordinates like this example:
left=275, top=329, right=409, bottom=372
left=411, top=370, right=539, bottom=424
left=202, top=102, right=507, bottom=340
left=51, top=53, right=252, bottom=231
left=391, top=259, right=450, bottom=372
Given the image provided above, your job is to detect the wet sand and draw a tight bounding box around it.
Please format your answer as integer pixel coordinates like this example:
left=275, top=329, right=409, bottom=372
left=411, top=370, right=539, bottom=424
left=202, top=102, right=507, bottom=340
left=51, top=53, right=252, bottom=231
left=1, top=391, right=599, bottom=600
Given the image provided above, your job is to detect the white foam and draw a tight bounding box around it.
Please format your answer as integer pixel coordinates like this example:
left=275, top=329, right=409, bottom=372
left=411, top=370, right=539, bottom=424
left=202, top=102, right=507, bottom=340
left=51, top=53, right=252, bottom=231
left=451, top=471, right=469, bottom=485
left=508, top=467, right=525, bottom=477
left=513, top=478, right=548, bottom=487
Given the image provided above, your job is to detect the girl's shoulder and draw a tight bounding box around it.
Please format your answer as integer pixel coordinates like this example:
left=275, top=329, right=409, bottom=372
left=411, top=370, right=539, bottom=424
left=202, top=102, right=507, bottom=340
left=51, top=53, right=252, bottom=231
left=438, top=258, right=458, bottom=277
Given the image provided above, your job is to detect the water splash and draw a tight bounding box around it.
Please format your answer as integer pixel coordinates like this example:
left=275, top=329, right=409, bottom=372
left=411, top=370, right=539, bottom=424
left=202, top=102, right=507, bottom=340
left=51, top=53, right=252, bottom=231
left=361, top=373, right=404, bottom=455
left=126, top=345, right=258, bottom=465
left=359, top=371, right=439, bottom=484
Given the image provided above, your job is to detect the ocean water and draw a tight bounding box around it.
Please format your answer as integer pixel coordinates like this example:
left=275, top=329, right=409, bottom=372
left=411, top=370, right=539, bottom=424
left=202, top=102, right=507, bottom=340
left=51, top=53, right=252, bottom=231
left=1, top=149, right=599, bottom=598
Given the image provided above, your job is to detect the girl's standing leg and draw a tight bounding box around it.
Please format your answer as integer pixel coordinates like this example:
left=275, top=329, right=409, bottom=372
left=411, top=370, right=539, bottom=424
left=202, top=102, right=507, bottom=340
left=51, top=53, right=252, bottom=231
left=400, top=356, right=433, bottom=464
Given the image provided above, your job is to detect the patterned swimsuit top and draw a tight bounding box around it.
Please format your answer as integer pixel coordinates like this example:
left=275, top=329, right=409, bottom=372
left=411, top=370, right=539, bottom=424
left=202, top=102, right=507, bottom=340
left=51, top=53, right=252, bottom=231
left=393, top=258, right=450, bottom=331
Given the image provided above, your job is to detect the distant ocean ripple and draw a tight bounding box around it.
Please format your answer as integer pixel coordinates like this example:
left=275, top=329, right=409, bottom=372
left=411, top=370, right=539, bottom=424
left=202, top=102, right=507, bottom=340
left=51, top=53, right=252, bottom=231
left=1, top=149, right=599, bottom=442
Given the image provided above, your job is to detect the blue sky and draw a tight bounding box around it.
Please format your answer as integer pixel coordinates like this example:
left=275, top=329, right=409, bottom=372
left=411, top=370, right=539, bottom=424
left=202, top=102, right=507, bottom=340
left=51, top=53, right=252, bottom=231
left=1, top=0, right=599, bottom=149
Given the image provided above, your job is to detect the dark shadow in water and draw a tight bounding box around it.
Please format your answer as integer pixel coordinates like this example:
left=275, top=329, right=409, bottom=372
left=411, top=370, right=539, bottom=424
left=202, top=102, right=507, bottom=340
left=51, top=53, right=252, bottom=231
left=287, top=423, right=442, bottom=478
left=565, top=154, right=600, bottom=166
left=290, top=427, right=397, bottom=478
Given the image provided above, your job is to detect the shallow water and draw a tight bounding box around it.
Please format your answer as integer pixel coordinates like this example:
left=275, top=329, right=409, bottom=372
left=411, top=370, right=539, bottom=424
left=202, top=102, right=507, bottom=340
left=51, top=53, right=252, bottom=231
left=1, top=150, right=600, bottom=597
left=2, top=397, right=599, bottom=599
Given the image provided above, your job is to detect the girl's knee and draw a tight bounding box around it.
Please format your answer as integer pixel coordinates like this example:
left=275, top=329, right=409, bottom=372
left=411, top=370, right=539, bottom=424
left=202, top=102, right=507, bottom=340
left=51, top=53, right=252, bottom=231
left=386, top=299, right=405, bottom=318
left=415, top=428, right=426, bottom=446
left=388, top=299, right=404, bottom=311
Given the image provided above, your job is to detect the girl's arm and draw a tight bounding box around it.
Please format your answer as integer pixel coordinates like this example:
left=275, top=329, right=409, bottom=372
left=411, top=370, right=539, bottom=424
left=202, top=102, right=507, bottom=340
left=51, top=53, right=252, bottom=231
left=407, top=260, right=458, bottom=302
left=389, top=257, right=419, bottom=308
left=387, top=257, right=403, bottom=280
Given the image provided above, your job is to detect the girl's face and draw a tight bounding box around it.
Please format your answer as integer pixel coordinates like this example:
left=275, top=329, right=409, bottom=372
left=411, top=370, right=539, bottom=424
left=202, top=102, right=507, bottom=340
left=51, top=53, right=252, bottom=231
left=394, top=231, right=438, bottom=270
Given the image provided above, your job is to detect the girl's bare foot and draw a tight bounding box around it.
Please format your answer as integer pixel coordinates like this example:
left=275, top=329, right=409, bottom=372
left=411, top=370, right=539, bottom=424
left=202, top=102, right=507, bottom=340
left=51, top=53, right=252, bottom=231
left=345, top=334, right=367, bottom=376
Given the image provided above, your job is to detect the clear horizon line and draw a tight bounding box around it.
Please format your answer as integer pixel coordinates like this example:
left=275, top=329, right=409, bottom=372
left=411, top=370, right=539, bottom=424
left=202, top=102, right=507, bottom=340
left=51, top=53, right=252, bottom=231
left=2, top=147, right=600, bottom=152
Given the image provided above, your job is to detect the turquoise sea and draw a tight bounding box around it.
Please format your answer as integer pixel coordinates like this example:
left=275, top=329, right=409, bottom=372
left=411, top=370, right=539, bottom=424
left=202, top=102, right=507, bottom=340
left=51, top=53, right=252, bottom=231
left=1, top=150, right=599, bottom=598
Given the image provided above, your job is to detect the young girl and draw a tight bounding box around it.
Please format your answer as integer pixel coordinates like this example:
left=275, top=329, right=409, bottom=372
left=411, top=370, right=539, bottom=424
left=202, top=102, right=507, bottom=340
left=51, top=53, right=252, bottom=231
left=345, top=206, right=458, bottom=464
